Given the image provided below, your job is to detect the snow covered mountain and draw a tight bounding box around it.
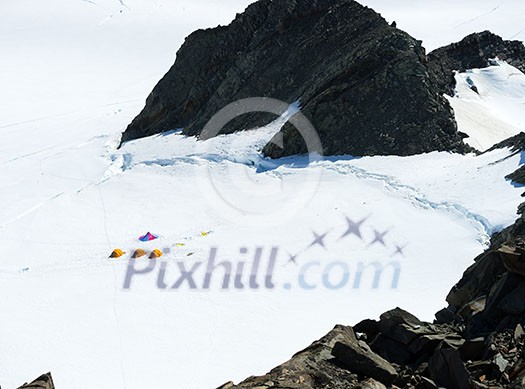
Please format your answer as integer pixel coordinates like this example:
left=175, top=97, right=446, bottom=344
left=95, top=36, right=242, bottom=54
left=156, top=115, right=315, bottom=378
left=1, top=1, right=525, bottom=388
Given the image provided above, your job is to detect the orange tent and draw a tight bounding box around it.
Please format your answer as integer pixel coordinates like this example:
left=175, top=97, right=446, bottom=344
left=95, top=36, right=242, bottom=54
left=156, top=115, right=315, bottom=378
left=109, top=249, right=125, bottom=258
left=132, top=248, right=147, bottom=259
left=149, top=249, right=163, bottom=259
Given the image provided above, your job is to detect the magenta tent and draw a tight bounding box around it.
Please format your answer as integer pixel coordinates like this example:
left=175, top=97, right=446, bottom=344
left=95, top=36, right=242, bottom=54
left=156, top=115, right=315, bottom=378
left=139, top=232, right=158, bottom=242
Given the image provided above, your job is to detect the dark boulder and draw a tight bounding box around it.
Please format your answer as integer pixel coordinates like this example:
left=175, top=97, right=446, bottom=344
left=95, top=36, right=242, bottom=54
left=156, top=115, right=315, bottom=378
left=353, top=318, right=380, bottom=342
left=121, top=0, right=469, bottom=158
left=370, top=308, right=464, bottom=367
left=331, top=338, right=398, bottom=384
left=434, top=306, right=461, bottom=324
left=429, top=344, right=471, bottom=389
left=223, top=325, right=362, bottom=389
left=468, top=272, right=525, bottom=335
left=459, top=337, right=486, bottom=361
left=427, top=31, right=525, bottom=96
left=446, top=249, right=506, bottom=311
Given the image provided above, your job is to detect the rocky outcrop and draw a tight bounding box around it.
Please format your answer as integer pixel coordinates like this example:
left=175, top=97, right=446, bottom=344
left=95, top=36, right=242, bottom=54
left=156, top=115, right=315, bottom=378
left=121, top=0, right=469, bottom=157
left=221, top=309, right=525, bottom=388
left=427, top=31, right=525, bottom=97
left=216, top=324, right=395, bottom=389
left=221, top=287, right=525, bottom=388
left=487, top=132, right=525, bottom=154
left=507, top=167, right=525, bottom=187
left=217, top=325, right=364, bottom=389
left=17, top=373, right=54, bottom=389
left=219, top=203, right=525, bottom=388
left=446, top=225, right=525, bottom=341
left=485, top=132, right=525, bottom=190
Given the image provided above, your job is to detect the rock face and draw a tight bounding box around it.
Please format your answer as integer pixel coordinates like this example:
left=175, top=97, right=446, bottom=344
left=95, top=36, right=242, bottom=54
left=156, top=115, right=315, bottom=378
left=446, top=220, right=525, bottom=340
left=487, top=132, right=525, bottom=153
left=487, top=132, right=525, bottom=187
left=217, top=325, right=363, bottom=389
left=427, top=31, right=525, bottom=97
left=216, top=324, right=393, bottom=389
left=482, top=133, right=525, bottom=217
left=17, top=373, right=55, bottom=389
left=121, top=0, right=469, bottom=157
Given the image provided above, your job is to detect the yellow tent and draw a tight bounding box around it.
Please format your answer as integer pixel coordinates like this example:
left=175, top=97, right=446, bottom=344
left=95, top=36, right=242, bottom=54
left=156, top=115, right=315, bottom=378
left=109, top=249, right=125, bottom=258
left=149, top=249, right=163, bottom=259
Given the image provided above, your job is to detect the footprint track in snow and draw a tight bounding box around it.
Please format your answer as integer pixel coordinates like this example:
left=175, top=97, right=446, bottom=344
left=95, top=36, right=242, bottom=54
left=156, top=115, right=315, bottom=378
left=322, top=163, right=493, bottom=243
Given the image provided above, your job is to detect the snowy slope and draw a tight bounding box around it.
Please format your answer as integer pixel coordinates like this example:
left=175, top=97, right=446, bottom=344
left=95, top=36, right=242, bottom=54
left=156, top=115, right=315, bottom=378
left=1, top=1, right=525, bottom=389
left=1, top=126, right=523, bottom=389
left=447, top=60, right=525, bottom=151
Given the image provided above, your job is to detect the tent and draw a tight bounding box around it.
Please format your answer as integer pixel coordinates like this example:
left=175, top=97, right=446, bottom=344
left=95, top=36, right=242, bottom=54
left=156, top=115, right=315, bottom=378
left=109, top=249, right=125, bottom=258
left=132, top=248, right=147, bottom=259
left=139, top=232, right=158, bottom=242
left=149, top=249, right=163, bottom=259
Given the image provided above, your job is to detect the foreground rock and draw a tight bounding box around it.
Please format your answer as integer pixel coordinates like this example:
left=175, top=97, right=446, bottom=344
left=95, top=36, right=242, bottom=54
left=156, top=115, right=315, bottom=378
left=222, top=293, right=525, bottom=388
left=17, top=373, right=54, bottom=389
left=217, top=325, right=362, bottom=389
left=219, top=200, right=525, bottom=388
left=122, top=0, right=469, bottom=157
left=216, top=325, right=393, bottom=389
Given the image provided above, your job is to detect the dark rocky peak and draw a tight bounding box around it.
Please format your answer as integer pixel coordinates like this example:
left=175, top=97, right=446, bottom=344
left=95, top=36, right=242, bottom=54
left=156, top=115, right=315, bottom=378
left=121, top=0, right=469, bottom=157
left=428, top=31, right=525, bottom=96
left=17, top=372, right=54, bottom=389
left=122, top=0, right=381, bottom=143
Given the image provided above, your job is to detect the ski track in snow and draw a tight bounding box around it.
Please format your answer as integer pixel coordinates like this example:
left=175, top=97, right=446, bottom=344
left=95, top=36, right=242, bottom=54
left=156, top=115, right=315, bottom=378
left=510, top=24, right=525, bottom=39
left=454, top=3, right=505, bottom=28
left=0, top=192, right=65, bottom=229
left=0, top=146, right=57, bottom=166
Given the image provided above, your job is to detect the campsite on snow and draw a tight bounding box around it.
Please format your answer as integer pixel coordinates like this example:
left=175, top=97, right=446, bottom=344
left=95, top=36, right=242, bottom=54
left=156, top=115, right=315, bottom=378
left=2, top=0, right=525, bottom=388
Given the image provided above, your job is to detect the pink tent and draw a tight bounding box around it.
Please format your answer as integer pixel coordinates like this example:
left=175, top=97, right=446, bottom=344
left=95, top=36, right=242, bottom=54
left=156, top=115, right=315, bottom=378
left=139, top=232, right=158, bottom=242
